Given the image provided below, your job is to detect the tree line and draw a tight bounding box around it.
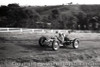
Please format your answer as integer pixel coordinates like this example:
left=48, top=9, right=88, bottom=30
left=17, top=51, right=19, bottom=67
left=0, top=3, right=100, bottom=30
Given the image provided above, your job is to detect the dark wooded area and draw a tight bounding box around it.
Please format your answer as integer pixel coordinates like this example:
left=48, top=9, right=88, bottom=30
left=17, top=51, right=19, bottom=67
left=0, top=3, right=100, bottom=30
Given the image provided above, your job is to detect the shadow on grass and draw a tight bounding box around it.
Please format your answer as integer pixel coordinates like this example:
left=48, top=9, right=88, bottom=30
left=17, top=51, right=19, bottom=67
left=16, top=43, right=53, bottom=52
left=0, top=46, right=6, bottom=50
left=60, top=46, right=74, bottom=49
left=16, top=42, right=77, bottom=52
left=0, top=37, right=8, bottom=43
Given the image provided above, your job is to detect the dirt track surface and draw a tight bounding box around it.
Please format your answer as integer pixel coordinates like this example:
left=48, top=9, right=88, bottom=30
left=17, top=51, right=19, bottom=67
left=0, top=32, right=100, bottom=67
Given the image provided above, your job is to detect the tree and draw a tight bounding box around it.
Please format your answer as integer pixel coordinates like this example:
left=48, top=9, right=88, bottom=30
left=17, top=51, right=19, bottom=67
left=88, top=16, right=99, bottom=30
left=22, top=8, right=41, bottom=28
left=75, top=11, right=87, bottom=30
left=61, top=11, right=78, bottom=29
left=7, top=5, right=25, bottom=27
left=48, top=8, right=63, bottom=29
left=0, top=5, right=9, bottom=27
left=8, top=3, right=20, bottom=8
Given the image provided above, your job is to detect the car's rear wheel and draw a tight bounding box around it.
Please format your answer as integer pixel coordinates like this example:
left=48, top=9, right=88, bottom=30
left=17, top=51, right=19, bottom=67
left=39, top=36, right=47, bottom=47
left=73, top=39, right=79, bottom=49
left=52, top=41, right=59, bottom=51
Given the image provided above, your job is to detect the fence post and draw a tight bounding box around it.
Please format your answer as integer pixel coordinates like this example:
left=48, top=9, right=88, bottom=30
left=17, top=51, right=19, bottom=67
left=42, top=30, right=45, bottom=33
left=51, top=30, right=53, bottom=33
left=7, top=28, right=9, bottom=32
left=32, top=29, right=34, bottom=33
left=20, top=28, right=23, bottom=32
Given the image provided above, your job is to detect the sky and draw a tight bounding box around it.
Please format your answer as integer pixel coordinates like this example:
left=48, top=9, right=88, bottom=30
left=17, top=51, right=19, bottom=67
left=0, top=0, right=100, bottom=6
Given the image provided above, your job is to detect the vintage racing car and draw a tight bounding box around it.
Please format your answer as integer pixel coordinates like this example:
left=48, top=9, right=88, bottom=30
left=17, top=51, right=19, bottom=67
left=38, top=33, right=79, bottom=51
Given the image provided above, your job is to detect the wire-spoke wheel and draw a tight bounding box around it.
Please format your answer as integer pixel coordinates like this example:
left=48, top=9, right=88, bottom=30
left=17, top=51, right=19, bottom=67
left=52, top=41, right=59, bottom=51
left=73, top=39, right=79, bottom=49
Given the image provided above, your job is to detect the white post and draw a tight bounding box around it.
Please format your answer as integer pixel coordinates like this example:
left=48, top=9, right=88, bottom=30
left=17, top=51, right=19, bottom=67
left=51, top=30, right=53, bottom=33
left=32, top=29, right=34, bottom=33
left=7, top=28, right=9, bottom=32
left=20, top=28, right=23, bottom=32
left=42, top=30, right=45, bottom=33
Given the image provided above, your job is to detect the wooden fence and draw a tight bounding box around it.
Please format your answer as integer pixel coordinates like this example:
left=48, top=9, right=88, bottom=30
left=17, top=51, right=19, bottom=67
left=0, top=28, right=99, bottom=33
left=0, top=28, right=69, bottom=33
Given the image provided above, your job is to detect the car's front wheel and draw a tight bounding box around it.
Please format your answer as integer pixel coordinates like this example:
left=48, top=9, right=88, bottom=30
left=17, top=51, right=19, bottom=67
left=52, top=41, right=59, bottom=51
left=72, top=39, right=79, bottom=49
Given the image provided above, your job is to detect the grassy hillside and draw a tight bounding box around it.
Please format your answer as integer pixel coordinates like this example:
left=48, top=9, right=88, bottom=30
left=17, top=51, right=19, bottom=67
left=0, top=4, right=100, bottom=30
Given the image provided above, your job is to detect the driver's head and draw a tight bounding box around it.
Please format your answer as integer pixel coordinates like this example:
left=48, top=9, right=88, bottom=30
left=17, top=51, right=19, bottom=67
left=55, top=31, right=58, bottom=34
left=68, top=31, right=71, bottom=34
left=58, top=33, right=62, bottom=36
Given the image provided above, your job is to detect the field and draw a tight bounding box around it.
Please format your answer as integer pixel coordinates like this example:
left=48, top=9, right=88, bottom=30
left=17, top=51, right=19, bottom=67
left=0, top=32, right=100, bottom=67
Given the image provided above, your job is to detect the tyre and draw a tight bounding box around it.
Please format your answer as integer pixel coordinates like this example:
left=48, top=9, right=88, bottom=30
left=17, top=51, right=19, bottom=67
left=39, top=36, right=47, bottom=47
left=72, top=39, right=79, bottom=49
left=52, top=41, right=59, bottom=51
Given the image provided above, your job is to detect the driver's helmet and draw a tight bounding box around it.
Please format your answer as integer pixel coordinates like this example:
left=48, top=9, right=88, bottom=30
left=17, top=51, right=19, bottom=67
left=59, top=32, right=62, bottom=36
left=62, top=33, right=65, bottom=37
left=55, top=31, right=59, bottom=34
left=68, top=30, right=71, bottom=34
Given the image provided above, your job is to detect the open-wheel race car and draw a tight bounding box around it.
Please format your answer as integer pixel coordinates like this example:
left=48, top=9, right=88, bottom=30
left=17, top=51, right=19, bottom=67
left=38, top=33, right=79, bottom=51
